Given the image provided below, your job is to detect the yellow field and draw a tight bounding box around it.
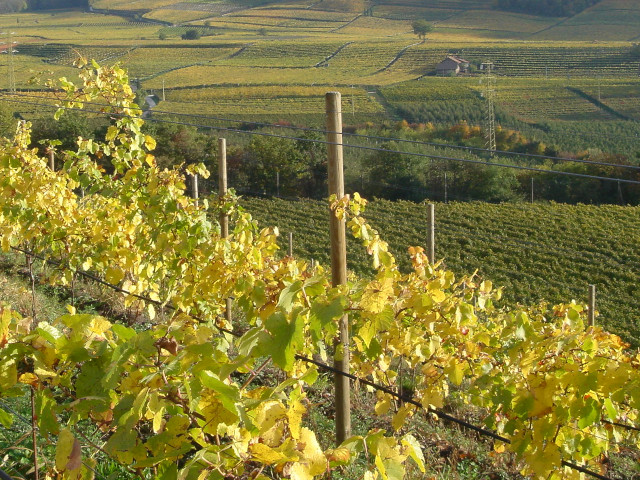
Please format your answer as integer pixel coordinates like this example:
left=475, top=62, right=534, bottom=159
left=156, top=85, right=383, bottom=116
left=0, top=0, right=637, bottom=130
left=91, top=0, right=176, bottom=9
left=436, top=9, right=560, bottom=36
left=144, top=9, right=214, bottom=24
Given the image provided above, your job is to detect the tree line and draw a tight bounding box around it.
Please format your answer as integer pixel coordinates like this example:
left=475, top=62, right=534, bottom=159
left=0, top=0, right=87, bottom=13
left=494, top=0, right=601, bottom=17
left=11, top=102, right=639, bottom=206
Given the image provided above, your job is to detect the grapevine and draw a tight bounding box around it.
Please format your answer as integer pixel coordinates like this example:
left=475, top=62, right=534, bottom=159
left=0, top=59, right=639, bottom=480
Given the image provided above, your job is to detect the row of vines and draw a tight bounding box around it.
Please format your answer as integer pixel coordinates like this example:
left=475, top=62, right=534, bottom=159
left=0, top=60, right=639, bottom=479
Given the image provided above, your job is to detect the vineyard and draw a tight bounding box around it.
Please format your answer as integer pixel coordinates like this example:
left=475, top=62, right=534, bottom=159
left=240, top=196, right=640, bottom=347
left=1, top=60, right=640, bottom=480
left=158, top=84, right=384, bottom=119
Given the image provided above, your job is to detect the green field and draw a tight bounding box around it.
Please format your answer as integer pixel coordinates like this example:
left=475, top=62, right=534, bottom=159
left=240, top=196, right=640, bottom=348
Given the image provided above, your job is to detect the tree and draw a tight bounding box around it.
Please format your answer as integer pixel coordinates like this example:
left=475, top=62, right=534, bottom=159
left=181, top=29, right=200, bottom=40
left=241, top=135, right=308, bottom=196
left=0, top=0, right=26, bottom=13
left=365, top=141, right=424, bottom=201
left=411, top=20, right=432, bottom=40
left=147, top=122, right=212, bottom=170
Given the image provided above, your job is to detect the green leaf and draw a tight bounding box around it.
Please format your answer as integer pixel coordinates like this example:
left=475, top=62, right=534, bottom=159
left=76, top=360, right=107, bottom=398
left=577, top=398, right=599, bottom=429
left=157, top=458, right=178, bottom=479
left=106, top=125, right=118, bottom=142
left=261, top=310, right=304, bottom=371
left=0, top=406, right=13, bottom=428
left=402, top=434, right=425, bottom=473
left=277, top=280, right=303, bottom=313
left=0, top=360, right=17, bottom=390
left=309, top=297, right=343, bottom=343
left=55, top=428, right=82, bottom=473
left=236, top=327, right=265, bottom=357
left=603, top=398, right=617, bottom=421
left=513, top=394, right=535, bottom=418
left=303, top=275, right=326, bottom=296
left=111, top=323, right=136, bottom=342
left=199, top=370, right=240, bottom=416
left=36, top=389, right=59, bottom=437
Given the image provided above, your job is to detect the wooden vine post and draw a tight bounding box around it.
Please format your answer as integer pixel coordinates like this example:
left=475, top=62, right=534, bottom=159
left=219, top=138, right=229, bottom=238
left=192, top=173, right=199, bottom=208
left=588, top=284, right=596, bottom=327
left=48, top=149, right=55, bottom=171
left=326, top=91, right=351, bottom=444
left=427, top=203, right=435, bottom=264
left=219, top=138, right=232, bottom=322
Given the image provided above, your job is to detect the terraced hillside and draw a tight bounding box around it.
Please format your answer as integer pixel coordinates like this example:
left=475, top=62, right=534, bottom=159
left=0, top=0, right=638, bottom=153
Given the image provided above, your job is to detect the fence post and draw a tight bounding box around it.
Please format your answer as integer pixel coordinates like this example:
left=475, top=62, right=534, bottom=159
left=444, top=172, right=448, bottom=204
left=288, top=232, right=293, bottom=257
left=219, top=138, right=232, bottom=322
left=588, top=284, right=596, bottom=327
left=219, top=138, right=228, bottom=238
left=48, top=149, right=55, bottom=171
left=276, top=171, right=280, bottom=197
left=530, top=178, right=534, bottom=204
left=192, top=173, right=199, bottom=207
left=326, top=91, right=351, bottom=445
left=427, top=203, right=435, bottom=264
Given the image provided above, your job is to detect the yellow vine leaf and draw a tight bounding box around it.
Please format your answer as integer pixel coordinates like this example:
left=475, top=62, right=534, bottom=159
left=55, top=429, right=82, bottom=474
left=250, top=438, right=300, bottom=466
left=289, top=428, right=327, bottom=480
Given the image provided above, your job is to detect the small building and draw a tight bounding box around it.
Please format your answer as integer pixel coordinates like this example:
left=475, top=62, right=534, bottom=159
left=436, top=55, right=470, bottom=76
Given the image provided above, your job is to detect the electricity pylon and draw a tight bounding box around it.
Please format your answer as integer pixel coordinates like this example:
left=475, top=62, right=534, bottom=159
left=480, top=62, right=496, bottom=154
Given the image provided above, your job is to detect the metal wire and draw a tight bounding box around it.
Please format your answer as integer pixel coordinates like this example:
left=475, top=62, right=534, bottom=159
left=5, top=91, right=640, bottom=172
left=3, top=244, right=634, bottom=480
left=3, top=94, right=640, bottom=187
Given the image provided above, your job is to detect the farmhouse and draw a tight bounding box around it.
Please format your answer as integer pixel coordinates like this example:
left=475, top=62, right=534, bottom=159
left=436, top=55, right=470, bottom=76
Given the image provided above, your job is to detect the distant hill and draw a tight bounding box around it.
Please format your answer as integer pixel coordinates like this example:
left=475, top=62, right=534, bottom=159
left=0, top=0, right=87, bottom=12
left=28, top=0, right=88, bottom=9
left=495, top=0, right=601, bottom=17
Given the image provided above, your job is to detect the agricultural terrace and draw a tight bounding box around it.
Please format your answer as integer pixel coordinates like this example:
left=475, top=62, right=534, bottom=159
left=0, top=0, right=638, bottom=155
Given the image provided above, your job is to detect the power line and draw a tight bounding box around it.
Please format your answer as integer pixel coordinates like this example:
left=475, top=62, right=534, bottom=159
left=5, top=95, right=640, bottom=188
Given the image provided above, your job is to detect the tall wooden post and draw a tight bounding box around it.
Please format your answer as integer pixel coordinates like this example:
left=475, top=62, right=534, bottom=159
left=530, top=178, right=534, bottom=204
left=288, top=232, right=293, bottom=257
left=219, top=138, right=228, bottom=238
left=427, top=203, right=435, bottom=264
left=444, top=172, right=448, bottom=204
left=219, top=138, right=232, bottom=323
left=326, top=91, right=351, bottom=444
left=48, top=149, right=55, bottom=171
left=588, top=284, right=596, bottom=327
left=192, top=173, right=199, bottom=207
